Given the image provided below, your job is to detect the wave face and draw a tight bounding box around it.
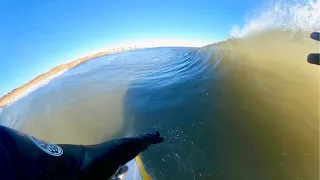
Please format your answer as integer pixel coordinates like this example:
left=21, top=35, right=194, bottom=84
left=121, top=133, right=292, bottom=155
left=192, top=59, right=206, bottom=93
left=0, top=1, right=319, bottom=180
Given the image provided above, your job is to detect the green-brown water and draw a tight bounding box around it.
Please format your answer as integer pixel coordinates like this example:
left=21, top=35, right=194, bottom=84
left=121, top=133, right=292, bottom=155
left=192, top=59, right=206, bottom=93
left=0, top=30, right=319, bottom=180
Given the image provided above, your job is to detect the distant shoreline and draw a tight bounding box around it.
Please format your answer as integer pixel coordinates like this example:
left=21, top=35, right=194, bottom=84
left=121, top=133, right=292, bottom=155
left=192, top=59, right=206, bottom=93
left=0, top=47, right=136, bottom=108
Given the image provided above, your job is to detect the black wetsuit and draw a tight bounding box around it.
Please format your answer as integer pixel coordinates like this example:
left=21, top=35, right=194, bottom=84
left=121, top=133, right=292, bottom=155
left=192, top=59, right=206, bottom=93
left=0, top=125, right=163, bottom=180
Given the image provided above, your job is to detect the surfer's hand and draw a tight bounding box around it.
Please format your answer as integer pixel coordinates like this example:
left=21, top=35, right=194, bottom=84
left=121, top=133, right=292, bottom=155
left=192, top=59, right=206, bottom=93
left=78, top=132, right=164, bottom=179
left=307, top=32, right=320, bottom=65
left=310, top=32, right=319, bottom=41
left=140, top=131, right=164, bottom=146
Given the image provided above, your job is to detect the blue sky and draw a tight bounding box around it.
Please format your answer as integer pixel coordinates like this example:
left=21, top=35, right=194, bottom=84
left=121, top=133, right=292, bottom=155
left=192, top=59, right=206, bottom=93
left=0, top=0, right=261, bottom=97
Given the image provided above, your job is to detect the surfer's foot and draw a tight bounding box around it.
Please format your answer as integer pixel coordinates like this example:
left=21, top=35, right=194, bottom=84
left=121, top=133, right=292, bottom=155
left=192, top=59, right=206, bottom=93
left=117, top=165, right=129, bottom=175
left=110, top=176, right=121, bottom=180
left=110, top=165, right=129, bottom=180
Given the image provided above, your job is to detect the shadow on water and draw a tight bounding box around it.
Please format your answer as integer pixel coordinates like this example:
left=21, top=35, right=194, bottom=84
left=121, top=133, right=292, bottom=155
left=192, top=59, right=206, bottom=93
left=121, top=46, right=228, bottom=179
left=121, top=49, right=269, bottom=180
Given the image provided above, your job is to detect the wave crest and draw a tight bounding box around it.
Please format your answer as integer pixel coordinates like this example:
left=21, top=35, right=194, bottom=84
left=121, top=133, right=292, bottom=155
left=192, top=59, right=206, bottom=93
left=230, top=0, right=320, bottom=37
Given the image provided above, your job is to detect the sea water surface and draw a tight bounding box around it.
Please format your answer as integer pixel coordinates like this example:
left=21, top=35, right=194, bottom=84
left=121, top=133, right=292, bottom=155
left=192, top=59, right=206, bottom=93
left=0, top=1, right=319, bottom=179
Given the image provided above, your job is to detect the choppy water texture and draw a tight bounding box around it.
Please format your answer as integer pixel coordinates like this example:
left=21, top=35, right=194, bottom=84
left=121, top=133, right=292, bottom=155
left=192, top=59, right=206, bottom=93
left=1, top=30, right=319, bottom=180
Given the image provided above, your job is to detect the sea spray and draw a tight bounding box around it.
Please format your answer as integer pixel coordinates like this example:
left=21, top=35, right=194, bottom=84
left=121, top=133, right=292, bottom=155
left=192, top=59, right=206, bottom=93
left=230, top=0, right=320, bottom=37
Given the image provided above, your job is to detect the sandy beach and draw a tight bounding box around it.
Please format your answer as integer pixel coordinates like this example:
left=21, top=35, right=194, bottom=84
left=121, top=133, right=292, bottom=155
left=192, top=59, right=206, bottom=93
left=0, top=47, right=136, bottom=107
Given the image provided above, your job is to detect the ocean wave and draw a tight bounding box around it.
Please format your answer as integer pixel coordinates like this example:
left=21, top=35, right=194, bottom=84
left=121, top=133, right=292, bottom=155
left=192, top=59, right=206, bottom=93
left=1, top=69, right=68, bottom=108
left=230, top=0, right=320, bottom=37
left=0, top=34, right=318, bottom=179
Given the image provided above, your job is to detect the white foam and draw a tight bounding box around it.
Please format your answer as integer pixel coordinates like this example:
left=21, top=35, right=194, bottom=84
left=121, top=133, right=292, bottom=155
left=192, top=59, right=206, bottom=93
left=230, top=0, right=320, bottom=37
